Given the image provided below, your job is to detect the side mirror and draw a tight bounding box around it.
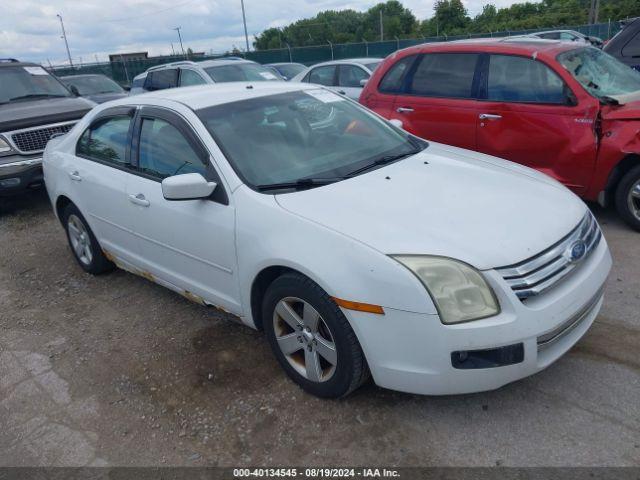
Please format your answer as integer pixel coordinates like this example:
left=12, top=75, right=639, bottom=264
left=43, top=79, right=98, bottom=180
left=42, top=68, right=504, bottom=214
left=161, top=173, right=216, bottom=201
left=69, top=85, right=80, bottom=96
left=360, top=79, right=368, bottom=87
left=123, top=85, right=131, bottom=92
left=389, top=118, right=404, bottom=129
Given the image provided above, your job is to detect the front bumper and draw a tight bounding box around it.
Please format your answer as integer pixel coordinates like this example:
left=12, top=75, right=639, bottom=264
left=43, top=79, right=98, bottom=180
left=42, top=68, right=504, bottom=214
left=0, top=156, right=44, bottom=195
left=344, top=236, right=612, bottom=395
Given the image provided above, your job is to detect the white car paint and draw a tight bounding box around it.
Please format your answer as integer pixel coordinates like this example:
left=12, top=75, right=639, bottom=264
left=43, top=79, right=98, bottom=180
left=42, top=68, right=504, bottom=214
left=43, top=82, right=612, bottom=396
left=290, top=58, right=382, bottom=100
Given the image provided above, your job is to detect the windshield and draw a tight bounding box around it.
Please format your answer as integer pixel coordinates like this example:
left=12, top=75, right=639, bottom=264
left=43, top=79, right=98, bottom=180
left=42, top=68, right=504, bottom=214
left=274, top=64, right=306, bottom=79
left=362, top=61, right=381, bottom=72
left=197, top=89, right=419, bottom=190
left=62, top=75, right=124, bottom=95
left=204, top=63, right=281, bottom=83
left=558, top=47, right=640, bottom=99
left=0, top=66, right=71, bottom=103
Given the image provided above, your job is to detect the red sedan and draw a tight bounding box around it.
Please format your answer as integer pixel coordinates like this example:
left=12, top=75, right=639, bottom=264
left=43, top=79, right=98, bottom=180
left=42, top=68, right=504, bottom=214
left=360, top=38, right=640, bottom=231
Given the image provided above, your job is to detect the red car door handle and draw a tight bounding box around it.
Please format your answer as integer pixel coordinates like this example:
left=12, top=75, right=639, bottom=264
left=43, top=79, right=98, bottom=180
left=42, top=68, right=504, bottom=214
left=396, top=107, right=414, bottom=113
left=479, top=113, right=502, bottom=120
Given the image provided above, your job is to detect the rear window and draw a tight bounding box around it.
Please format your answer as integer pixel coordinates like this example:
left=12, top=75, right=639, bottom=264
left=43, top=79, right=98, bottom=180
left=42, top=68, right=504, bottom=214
left=204, top=64, right=280, bottom=83
left=378, top=55, right=417, bottom=93
left=408, top=53, right=479, bottom=99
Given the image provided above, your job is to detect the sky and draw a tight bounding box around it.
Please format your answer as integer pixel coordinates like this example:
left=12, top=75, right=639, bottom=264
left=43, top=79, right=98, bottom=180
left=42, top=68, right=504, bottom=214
left=0, top=0, right=521, bottom=66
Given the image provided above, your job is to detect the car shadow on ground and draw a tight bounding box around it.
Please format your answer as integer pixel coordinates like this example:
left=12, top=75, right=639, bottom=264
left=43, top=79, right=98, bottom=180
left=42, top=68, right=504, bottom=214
left=0, top=188, right=50, bottom=218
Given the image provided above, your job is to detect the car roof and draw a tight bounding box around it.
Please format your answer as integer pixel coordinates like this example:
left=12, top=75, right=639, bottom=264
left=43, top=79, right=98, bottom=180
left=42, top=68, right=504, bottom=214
left=109, top=82, right=322, bottom=110
left=402, top=37, right=586, bottom=57
left=531, top=29, right=582, bottom=35
left=266, top=62, right=305, bottom=67
left=59, top=74, right=110, bottom=80
left=146, top=59, right=257, bottom=73
left=311, top=58, right=383, bottom=68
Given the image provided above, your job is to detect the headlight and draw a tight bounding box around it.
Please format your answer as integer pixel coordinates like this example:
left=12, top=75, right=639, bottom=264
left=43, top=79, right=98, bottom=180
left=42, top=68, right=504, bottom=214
left=392, top=255, right=500, bottom=324
left=0, top=136, right=13, bottom=154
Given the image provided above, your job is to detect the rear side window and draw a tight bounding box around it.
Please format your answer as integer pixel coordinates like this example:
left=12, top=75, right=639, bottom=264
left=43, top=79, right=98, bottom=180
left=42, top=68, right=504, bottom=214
left=338, top=65, right=369, bottom=87
left=308, top=66, right=336, bottom=86
left=144, top=69, right=178, bottom=91
left=137, top=118, right=206, bottom=179
left=76, top=116, right=131, bottom=165
left=378, top=55, right=417, bottom=93
left=487, top=55, right=566, bottom=104
left=408, top=53, right=479, bottom=99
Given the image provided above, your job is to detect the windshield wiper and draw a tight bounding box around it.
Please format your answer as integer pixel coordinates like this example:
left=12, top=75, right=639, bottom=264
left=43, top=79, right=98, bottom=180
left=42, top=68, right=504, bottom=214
left=256, top=177, right=343, bottom=192
left=8, top=94, right=68, bottom=102
left=345, top=149, right=420, bottom=177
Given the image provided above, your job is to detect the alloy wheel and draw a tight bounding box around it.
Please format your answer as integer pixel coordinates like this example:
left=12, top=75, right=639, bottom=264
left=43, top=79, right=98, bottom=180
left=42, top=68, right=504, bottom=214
left=272, top=296, right=337, bottom=383
left=628, top=180, right=640, bottom=221
left=67, top=214, right=93, bottom=266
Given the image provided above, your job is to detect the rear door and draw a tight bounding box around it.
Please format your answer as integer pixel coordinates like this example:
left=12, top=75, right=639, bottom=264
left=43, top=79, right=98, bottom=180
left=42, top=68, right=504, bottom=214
left=475, top=53, right=598, bottom=194
left=361, top=54, right=418, bottom=120
left=70, top=107, right=139, bottom=263
left=143, top=68, right=179, bottom=92
left=391, top=52, right=481, bottom=149
left=307, top=65, right=338, bottom=90
left=178, top=68, right=208, bottom=87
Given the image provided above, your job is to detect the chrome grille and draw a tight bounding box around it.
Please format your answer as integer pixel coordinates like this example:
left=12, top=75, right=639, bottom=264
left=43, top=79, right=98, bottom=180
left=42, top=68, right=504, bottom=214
left=496, top=212, right=601, bottom=300
left=10, top=123, right=75, bottom=153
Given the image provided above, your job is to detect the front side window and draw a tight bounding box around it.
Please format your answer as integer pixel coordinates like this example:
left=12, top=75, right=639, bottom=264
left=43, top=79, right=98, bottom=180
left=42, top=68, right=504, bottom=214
left=308, top=66, right=337, bottom=86
left=204, top=63, right=280, bottom=83
left=558, top=47, right=640, bottom=100
left=338, top=65, right=369, bottom=88
left=179, top=69, right=207, bottom=87
left=144, top=69, right=178, bottom=91
left=0, top=66, right=71, bottom=104
left=378, top=55, right=416, bottom=93
left=409, top=53, right=479, bottom=99
left=197, top=90, right=421, bottom=190
left=76, top=116, right=131, bottom=165
left=487, top=55, right=566, bottom=104
left=137, top=118, right=206, bottom=179
left=274, top=63, right=305, bottom=79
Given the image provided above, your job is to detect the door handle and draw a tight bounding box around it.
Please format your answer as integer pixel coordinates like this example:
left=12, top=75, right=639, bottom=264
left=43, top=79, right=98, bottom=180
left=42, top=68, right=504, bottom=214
left=479, top=113, right=502, bottom=120
left=129, top=193, right=150, bottom=207
left=337, top=90, right=346, bottom=95
left=68, top=171, right=82, bottom=182
left=396, top=107, right=414, bottom=113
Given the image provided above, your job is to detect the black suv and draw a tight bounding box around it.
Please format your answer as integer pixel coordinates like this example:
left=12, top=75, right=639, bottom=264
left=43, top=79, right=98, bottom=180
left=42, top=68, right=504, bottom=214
left=0, top=59, right=95, bottom=195
left=604, top=17, right=640, bottom=70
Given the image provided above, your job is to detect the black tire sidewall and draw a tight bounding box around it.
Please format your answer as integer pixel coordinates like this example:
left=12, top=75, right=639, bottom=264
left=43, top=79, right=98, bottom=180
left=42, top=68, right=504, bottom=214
left=263, top=273, right=362, bottom=398
left=615, top=165, right=640, bottom=232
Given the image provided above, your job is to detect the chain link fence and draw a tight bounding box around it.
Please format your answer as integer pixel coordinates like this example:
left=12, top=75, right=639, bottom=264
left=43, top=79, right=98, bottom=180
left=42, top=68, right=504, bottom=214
left=49, top=20, right=621, bottom=86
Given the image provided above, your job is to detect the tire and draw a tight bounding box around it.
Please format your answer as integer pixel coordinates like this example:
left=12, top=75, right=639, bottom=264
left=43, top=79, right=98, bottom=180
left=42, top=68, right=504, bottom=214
left=262, top=272, right=370, bottom=398
left=614, top=165, right=640, bottom=232
left=62, top=203, right=114, bottom=274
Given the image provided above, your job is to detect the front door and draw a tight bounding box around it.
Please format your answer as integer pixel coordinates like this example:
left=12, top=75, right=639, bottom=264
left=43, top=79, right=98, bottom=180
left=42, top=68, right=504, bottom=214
left=336, top=64, right=369, bottom=100
left=125, top=107, right=241, bottom=314
left=391, top=52, right=481, bottom=150
left=475, top=54, right=599, bottom=194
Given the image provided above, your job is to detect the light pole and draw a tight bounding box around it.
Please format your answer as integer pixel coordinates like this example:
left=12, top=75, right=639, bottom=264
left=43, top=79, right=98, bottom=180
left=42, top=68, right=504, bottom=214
left=56, top=14, right=73, bottom=67
left=240, top=0, right=250, bottom=52
left=173, top=27, right=185, bottom=56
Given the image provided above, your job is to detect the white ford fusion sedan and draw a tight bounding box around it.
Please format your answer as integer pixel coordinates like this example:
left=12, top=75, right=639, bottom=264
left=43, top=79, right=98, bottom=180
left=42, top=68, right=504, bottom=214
left=43, top=82, right=612, bottom=398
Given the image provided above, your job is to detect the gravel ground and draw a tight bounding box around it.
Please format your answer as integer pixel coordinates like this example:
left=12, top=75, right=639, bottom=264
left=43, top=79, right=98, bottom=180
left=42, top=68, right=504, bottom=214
left=0, top=189, right=638, bottom=467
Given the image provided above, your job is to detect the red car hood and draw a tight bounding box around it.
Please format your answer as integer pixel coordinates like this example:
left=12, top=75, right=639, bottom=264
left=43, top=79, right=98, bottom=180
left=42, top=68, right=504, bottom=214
left=602, top=99, right=640, bottom=120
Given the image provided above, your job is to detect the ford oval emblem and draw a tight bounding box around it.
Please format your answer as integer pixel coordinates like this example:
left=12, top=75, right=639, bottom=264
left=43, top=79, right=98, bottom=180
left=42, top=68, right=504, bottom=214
left=567, top=241, right=587, bottom=263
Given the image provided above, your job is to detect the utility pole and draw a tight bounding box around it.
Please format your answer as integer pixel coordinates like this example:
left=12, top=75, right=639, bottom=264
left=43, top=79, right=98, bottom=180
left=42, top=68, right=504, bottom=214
left=240, top=0, right=250, bottom=52
left=171, top=42, right=176, bottom=56
left=379, top=9, right=384, bottom=41
left=173, top=27, right=185, bottom=56
left=56, top=14, right=73, bottom=67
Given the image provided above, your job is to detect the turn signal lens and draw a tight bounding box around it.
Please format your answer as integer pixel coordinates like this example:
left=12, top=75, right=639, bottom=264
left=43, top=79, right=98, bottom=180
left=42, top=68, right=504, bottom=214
left=332, top=297, right=385, bottom=315
left=0, top=137, right=12, bottom=154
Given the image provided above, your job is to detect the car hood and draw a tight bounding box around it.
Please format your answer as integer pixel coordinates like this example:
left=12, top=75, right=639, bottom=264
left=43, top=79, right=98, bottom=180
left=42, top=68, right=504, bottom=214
left=601, top=98, right=640, bottom=120
left=0, top=96, right=95, bottom=132
left=275, top=143, right=586, bottom=270
left=84, top=92, right=128, bottom=104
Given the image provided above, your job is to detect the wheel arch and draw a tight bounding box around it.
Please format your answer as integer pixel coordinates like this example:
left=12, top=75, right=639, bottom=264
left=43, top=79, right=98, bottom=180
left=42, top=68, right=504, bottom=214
left=55, top=194, right=73, bottom=224
left=250, top=265, right=307, bottom=331
left=605, top=153, right=640, bottom=201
